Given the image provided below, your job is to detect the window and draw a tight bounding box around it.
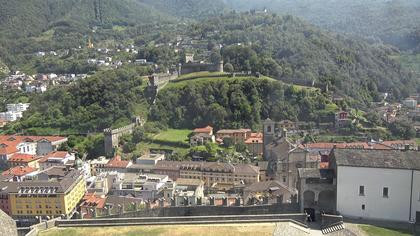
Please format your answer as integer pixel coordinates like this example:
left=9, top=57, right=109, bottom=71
left=362, top=204, right=365, bottom=210
left=282, top=176, right=286, bottom=183
left=383, top=187, right=389, bottom=198
left=359, top=186, right=365, bottom=196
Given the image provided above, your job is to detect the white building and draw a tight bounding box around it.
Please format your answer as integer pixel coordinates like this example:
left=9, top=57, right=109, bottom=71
left=6, top=103, right=30, bottom=112
left=0, top=103, right=30, bottom=122
left=331, top=149, right=420, bottom=222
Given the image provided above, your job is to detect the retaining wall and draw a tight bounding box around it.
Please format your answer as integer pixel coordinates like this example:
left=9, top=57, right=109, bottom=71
left=103, top=203, right=300, bottom=218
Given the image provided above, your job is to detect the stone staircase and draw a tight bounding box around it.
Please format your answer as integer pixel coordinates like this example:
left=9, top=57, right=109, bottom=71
left=321, top=222, right=345, bottom=234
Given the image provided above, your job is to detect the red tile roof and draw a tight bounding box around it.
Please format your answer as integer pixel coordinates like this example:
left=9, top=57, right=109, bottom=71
left=2, top=166, right=37, bottom=177
left=105, top=156, right=131, bottom=168
left=8, top=153, right=39, bottom=163
left=0, top=142, right=19, bottom=155
left=193, top=126, right=213, bottom=134
left=245, top=132, right=263, bottom=144
left=0, top=135, right=66, bottom=144
left=81, top=193, right=107, bottom=209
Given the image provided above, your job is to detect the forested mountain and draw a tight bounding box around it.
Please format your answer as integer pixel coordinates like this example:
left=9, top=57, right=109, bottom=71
left=0, top=0, right=226, bottom=39
left=223, top=0, right=420, bottom=50
left=140, top=0, right=227, bottom=19
left=191, top=13, right=419, bottom=101
left=0, top=0, right=170, bottom=38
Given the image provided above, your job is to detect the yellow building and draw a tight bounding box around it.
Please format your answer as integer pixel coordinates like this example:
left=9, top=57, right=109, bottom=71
left=8, top=170, right=86, bottom=219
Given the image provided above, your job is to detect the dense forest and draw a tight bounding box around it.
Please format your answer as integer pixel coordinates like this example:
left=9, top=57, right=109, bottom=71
left=223, top=0, right=420, bottom=50
left=150, top=77, right=335, bottom=130
left=190, top=13, right=419, bottom=102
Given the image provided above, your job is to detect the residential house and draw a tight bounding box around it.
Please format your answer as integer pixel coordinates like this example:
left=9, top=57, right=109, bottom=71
left=7, top=153, right=40, bottom=169
left=103, top=156, right=132, bottom=173
left=89, top=156, right=109, bottom=176
left=216, top=129, right=252, bottom=143
left=244, top=132, right=263, bottom=155
left=2, top=166, right=38, bottom=182
left=38, top=151, right=75, bottom=170
left=190, top=126, right=215, bottom=146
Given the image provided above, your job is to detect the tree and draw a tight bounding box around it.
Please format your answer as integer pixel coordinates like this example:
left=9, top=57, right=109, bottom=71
left=235, top=141, right=247, bottom=153
left=224, top=63, right=234, bottom=73
left=132, top=126, right=145, bottom=143
left=210, top=50, right=222, bottom=64
left=222, top=137, right=235, bottom=148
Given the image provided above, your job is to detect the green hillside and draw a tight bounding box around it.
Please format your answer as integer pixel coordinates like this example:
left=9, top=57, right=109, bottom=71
left=150, top=75, right=335, bottom=130
left=190, top=13, right=419, bottom=101
left=224, top=0, right=420, bottom=50
left=0, top=0, right=169, bottom=38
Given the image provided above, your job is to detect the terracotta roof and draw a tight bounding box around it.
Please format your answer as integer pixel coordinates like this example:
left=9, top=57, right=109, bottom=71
left=45, top=151, right=69, bottom=158
left=105, top=156, right=131, bottom=168
left=0, top=135, right=67, bottom=143
left=0, top=142, right=18, bottom=155
left=2, top=166, right=37, bottom=177
left=193, top=126, right=213, bottom=134
left=245, top=132, right=263, bottom=144
left=8, top=153, right=39, bottom=163
left=81, top=193, right=107, bottom=209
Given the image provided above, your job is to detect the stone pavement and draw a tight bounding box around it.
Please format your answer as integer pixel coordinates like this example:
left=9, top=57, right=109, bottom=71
left=272, top=222, right=362, bottom=236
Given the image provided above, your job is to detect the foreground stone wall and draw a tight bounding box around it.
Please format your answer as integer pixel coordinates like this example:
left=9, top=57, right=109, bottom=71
left=0, top=209, right=18, bottom=236
left=104, top=203, right=300, bottom=218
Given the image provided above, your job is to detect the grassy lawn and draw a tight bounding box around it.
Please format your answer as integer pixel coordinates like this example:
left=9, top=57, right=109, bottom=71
left=132, top=129, right=193, bottom=156
left=166, top=75, right=271, bottom=90
left=177, top=71, right=228, bottom=80
left=152, top=129, right=191, bottom=143
left=359, top=225, right=412, bottom=236
left=39, top=223, right=276, bottom=236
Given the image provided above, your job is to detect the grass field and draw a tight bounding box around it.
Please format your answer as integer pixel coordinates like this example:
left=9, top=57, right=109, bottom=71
left=166, top=75, right=273, bottom=90
left=359, top=225, right=412, bottom=236
left=39, top=223, right=276, bottom=236
left=152, top=129, right=191, bottom=143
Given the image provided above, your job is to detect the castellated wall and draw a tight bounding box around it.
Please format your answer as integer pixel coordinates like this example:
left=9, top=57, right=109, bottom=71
left=104, top=123, right=136, bottom=156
